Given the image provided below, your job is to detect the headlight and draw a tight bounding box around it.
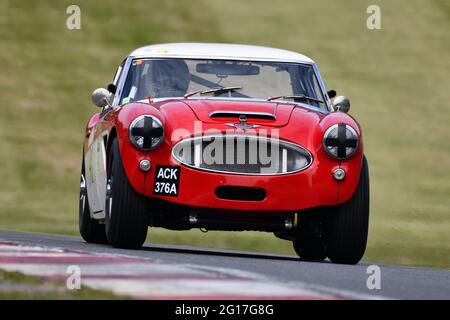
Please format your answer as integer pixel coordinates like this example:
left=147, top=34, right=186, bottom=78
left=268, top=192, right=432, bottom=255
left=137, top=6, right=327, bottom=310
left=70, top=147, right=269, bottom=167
left=129, top=115, right=164, bottom=150
left=323, top=123, right=358, bottom=159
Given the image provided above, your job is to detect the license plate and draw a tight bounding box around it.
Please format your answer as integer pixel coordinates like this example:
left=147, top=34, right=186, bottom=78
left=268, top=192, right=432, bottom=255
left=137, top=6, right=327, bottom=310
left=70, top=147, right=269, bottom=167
left=153, top=165, right=180, bottom=197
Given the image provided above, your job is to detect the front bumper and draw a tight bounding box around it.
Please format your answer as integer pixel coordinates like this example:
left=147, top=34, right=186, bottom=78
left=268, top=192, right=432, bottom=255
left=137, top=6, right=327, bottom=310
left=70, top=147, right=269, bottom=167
left=142, top=155, right=340, bottom=212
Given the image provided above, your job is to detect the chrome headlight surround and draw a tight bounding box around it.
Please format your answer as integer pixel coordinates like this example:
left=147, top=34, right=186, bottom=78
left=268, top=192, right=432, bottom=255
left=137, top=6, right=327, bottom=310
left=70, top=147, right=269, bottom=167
left=128, top=115, right=164, bottom=151
left=323, top=123, right=359, bottom=160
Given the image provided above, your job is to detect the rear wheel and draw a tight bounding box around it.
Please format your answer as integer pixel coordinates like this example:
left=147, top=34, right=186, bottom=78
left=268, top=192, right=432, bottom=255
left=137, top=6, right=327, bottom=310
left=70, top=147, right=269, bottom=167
left=327, top=156, right=370, bottom=264
left=79, top=157, right=107, bottom=244
left=105, top=139, right=149, bottom=249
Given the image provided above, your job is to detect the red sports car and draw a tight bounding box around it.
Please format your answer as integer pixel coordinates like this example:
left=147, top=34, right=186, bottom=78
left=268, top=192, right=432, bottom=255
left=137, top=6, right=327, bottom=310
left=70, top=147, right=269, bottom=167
left=80, top=43, right=369, bottom=264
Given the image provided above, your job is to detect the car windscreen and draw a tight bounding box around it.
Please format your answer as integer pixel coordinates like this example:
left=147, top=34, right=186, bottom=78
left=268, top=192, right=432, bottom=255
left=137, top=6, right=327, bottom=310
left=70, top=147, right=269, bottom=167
left=120, top=58, right=326, bottom=109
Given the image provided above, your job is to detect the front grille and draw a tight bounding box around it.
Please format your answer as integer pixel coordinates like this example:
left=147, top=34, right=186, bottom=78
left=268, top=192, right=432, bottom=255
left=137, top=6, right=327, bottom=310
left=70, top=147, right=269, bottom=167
left=172, top=134, right=312, bottom=175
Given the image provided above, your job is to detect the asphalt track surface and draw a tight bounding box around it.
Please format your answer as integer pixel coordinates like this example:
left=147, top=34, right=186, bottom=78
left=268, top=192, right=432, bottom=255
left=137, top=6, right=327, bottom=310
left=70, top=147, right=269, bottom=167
left=0, top=231, right=448, bottom=299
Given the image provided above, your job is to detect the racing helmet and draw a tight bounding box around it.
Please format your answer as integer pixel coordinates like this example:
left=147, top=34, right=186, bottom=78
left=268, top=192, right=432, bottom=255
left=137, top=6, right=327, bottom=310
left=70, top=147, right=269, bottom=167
left=147, top=59, right=190, bottom=98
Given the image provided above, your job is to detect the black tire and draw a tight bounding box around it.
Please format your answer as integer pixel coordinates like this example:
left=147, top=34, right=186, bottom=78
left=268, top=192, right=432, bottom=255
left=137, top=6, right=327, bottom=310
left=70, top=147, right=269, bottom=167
left=79, top=156, right=107, bottom=244
left=293, top=237, right=327, bottom=262
left=327, top=156, right=370, bottom=264
left=105, top=139, right=149, bottom=249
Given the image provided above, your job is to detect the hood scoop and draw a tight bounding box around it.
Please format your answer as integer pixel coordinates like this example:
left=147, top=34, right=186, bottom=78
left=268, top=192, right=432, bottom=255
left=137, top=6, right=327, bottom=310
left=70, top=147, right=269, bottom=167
left=183, top=100, right=294, bottom=127
left=209, top=110, right=276, bottom=121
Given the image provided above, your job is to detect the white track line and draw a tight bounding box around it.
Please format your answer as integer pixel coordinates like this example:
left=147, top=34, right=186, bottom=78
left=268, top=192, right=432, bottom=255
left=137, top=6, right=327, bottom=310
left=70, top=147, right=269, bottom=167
left=0, top=240, right=392, bottom=299
left=0, top=241, right=332, bottom=299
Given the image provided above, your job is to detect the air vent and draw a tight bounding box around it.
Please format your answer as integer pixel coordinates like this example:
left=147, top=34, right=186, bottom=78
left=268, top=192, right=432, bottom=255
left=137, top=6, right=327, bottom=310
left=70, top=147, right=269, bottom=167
left=209, top=110, right=276, bottom=120
left=215, top=186, right=266, bottom=201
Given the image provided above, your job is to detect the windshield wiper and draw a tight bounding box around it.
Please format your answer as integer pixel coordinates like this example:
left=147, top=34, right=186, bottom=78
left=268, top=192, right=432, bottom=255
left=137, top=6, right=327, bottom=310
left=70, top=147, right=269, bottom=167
left=267, top=95, right=323, bottom=104
left=184, top=86, right=243, bottom=98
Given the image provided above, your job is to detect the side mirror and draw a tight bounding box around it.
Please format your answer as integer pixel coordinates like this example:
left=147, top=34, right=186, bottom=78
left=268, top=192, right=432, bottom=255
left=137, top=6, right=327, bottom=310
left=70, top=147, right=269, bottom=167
left=332, top=96, right=351, bottom=113
left=91, top=88, right=111, bottom=108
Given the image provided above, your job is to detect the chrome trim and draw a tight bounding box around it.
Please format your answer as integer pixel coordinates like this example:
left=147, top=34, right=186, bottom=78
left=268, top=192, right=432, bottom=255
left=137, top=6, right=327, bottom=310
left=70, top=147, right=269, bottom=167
left=209, top=110, right=276, bottom=120
left=171, top=134, right=313, bottom=176
left=113, top=56, right=134, bottom=107
left=224, top=122, right=260, bottom=131
left=322, top=124, right=359, bottom=160
left=128, top=115, right=164, bottom=151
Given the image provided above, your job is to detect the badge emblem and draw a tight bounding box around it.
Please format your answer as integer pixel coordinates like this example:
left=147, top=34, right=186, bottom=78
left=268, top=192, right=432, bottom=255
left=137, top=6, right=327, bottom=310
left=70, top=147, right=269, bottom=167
left=225, top=115, right=260, bottom=132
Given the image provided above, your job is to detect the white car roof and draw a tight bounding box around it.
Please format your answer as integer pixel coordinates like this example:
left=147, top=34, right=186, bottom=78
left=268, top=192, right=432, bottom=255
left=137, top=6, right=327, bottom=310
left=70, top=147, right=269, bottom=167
left=130, top=43, right=315, bottom=64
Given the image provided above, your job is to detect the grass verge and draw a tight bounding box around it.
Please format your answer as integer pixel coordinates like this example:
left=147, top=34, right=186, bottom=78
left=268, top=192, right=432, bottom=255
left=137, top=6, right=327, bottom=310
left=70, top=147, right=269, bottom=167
left=0, top=269, right=124, bottom=299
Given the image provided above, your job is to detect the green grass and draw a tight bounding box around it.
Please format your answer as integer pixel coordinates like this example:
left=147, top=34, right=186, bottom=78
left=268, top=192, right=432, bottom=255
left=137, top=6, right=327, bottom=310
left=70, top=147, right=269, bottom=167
left=0, top=0, right=449, bottom=269
left=0, top=269, right=124, bottom=299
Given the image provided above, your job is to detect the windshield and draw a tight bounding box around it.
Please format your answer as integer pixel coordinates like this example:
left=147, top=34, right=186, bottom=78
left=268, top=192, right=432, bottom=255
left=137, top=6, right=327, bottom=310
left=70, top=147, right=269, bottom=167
left=120, top=58, right=326, bottom=109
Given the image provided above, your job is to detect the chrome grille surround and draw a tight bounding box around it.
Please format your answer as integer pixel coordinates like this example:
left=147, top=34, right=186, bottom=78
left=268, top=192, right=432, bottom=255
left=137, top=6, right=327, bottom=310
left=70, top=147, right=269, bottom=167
left=171, top=134, right=313, bottom=175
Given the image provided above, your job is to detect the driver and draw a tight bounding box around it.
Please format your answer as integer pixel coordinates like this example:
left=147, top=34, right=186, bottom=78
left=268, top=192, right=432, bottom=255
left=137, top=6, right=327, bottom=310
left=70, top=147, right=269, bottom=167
left=146, top=59, right=190, bottom=98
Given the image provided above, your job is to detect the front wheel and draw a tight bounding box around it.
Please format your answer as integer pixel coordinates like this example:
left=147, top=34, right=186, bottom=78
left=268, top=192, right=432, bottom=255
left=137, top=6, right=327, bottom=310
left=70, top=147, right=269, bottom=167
left=293, top=237, right=327, bottom=262
left=327, top=156, right=370, bottom=264
left=105, top=139, right=149, bottom=249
